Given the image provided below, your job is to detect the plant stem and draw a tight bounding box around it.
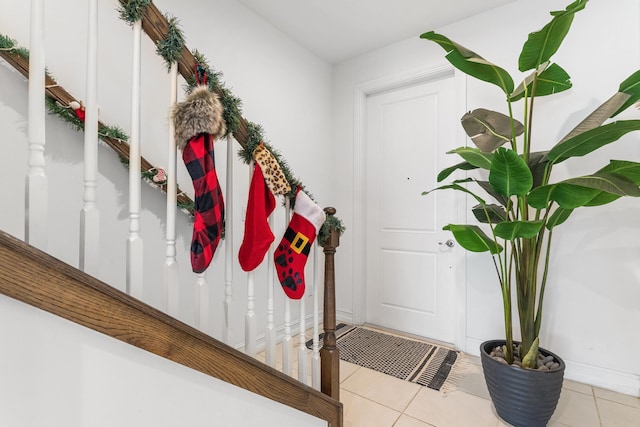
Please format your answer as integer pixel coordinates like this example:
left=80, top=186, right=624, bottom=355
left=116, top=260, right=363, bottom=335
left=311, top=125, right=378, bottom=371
left=535, top=229, right=554, bottom=337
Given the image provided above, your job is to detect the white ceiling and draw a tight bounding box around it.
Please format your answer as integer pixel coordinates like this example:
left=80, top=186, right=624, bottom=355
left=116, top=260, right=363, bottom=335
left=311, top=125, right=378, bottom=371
left=236, top=0, right=517, bottom=64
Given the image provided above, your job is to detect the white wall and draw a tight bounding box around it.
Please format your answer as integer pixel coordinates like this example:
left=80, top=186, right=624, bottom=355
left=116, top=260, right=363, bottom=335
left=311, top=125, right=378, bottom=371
left=0, top=294, right=326, bottom=427
left=0, top=0, right=332, bottom=350
left=333, top=0, right=640, bottom=396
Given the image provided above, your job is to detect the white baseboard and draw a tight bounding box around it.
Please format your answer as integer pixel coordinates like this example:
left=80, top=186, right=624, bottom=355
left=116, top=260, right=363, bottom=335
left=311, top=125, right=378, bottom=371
left=336, top=309, right=354, bottom=325
left=467, top=337, right=640, bottom=397
left=563, top=359, right=640, bottom=397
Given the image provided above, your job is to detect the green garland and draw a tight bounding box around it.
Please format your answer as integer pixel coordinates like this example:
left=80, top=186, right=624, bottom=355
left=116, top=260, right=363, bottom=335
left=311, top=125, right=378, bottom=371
left=0, top=33, right=29, bottom=58
left=190, top=50, right=243, bottom=137
left=117, top=0, right=150, bottom=25
left=3, top=0, right=347, bottom=245
left=1, top=31, right=194, bottom=218
left=122, top=2, right=346, bottom=243
left=156, top=15, right=185, bottom=70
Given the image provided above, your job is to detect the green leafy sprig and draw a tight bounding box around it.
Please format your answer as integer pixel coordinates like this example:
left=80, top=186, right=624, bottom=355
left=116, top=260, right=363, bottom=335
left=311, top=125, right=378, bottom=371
left=156, top=15, right=186, bottom=69
left=117, top=0, right=151, bottom=25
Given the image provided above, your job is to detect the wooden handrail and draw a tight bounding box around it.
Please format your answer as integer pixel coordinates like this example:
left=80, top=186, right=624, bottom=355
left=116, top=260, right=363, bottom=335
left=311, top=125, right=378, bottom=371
left=0, top=230, right=342, bottom=426
left=321, top=208, right=341, bottom=399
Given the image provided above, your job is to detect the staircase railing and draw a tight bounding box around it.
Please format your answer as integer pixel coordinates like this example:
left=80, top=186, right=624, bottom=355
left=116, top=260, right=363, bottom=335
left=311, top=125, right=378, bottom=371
left=0, top=0, right=343, bottom=422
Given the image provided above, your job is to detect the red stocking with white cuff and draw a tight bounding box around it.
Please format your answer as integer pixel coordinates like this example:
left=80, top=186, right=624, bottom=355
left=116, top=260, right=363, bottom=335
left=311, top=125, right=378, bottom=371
left=274, top=188, right=325, bottom=299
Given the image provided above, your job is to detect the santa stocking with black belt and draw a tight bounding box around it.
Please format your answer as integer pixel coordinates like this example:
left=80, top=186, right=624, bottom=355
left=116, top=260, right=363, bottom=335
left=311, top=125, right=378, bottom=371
left=274, top=187, right=325, bottom=299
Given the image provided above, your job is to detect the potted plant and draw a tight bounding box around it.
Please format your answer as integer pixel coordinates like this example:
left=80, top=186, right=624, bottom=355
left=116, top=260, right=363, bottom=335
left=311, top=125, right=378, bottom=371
left=421, top=0, right=640, bottom=425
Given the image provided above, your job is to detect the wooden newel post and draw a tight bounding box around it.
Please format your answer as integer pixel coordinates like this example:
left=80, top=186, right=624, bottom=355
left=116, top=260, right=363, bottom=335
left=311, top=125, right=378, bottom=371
left=321, top=207, right=340, bottom=400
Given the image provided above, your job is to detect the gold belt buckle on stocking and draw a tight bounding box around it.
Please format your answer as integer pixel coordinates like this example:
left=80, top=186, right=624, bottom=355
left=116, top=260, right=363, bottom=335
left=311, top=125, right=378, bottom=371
left=291, top=232, right=309, bottom=254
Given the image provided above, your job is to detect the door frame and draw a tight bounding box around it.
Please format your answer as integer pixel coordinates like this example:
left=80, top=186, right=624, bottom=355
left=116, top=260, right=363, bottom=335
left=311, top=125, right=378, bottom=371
left=351, top=63, right=469, bottom=351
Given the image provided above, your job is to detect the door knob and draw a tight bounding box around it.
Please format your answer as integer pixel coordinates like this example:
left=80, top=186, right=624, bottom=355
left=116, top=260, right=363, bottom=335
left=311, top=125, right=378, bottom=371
left=439, top=239, right=455, bottom=248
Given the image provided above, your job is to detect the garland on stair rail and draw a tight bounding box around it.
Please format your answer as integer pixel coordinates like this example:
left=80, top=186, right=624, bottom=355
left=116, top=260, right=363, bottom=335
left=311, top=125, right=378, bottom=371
left=117, top=0, right=345, bottom=245
left=0, top=32, right=196, bottom=214
left=0, top=1, right=345, bottom=245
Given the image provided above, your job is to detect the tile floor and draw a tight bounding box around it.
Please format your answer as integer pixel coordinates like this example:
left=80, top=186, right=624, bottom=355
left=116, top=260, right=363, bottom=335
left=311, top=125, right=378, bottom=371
left=256, top=334, right=640, bottom=426
left=338, top=354, right=640, bottom=427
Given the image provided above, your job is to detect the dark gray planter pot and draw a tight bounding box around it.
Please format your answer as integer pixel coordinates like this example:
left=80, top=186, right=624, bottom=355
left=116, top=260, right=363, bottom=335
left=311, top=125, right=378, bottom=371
left=480, top=340, right=565, bottom=427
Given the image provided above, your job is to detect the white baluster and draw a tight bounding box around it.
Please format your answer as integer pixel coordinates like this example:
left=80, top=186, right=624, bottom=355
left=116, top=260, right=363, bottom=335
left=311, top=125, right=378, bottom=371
left=223, top=135, right=234, bottom=343
left=297, top=294, right=307, bottom=384
left=245, top=271, right=256, bottom=357
left=126, top=20, right=143, bottom=298
left=25, top=0, right=47, bottom=249
left=245, top=163, right=256, bottom=357
left=311, top=243, right=321, bottom=390
left=265, top=213, right=276, bottom=367
left=165, top=62, right=179, bottom=317
left=195, top=272, right=209, bottom=333
left=79, top=0, right=99, bottom=275
left=282, top=197, right=293, bottom=375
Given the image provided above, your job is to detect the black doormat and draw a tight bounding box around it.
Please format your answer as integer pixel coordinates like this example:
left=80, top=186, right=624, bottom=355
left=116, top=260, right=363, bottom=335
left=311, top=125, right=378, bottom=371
left=311, top=326, right=461, bottom=391
left=305, top=323, right=349, bottom=349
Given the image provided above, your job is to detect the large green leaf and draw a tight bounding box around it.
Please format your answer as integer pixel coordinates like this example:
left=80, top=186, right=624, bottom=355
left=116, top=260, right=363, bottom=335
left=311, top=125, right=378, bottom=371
left=447, top=147, right=494, bottom=170
left=461, top=109, right=524, bottom=152
left=489, top=147, right=533, bottom=196
left=494, top=220, right=544, bottom=240
left=583, top=192, right=621, bottom=207
left=528, top=183, right=598, bottom=209
left=477, top=180, right=510, bottom=206
left=548, top=184, right=602, bottom=208
left=579, top=161, right=640, bottom=205
left=527, top=185, right=554, bottom=209
left=548, top=120, right=640, bottom=164
left=564, top=172, right=640, bottom=197
left=422, top=180, right=487, bottom=206
left=443, top=224, right=503, bottom=254
left=528, top=151, right=550, bottom=189
left=599, top=160, right=640, bottom=185
left=510, top=63, right=572, bottom=102
left=421, top=31, right=514, bottom=94
left=528, top=172, right=640, bottom=209
left=518, top=0, right=588, bottom=72
left=557, top=92, right=632, bottom=145
left=437, top=161, right=479, bottom=182
left=613, top=70, right=640, bottom=117
left=472, top=204, right=507, bottom=224
left=546, top=207, right=573, bottom=229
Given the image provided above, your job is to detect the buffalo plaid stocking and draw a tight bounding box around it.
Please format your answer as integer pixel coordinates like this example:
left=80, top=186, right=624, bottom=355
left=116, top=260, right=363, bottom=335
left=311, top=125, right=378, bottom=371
left=183, top=132, right=224, bottom=273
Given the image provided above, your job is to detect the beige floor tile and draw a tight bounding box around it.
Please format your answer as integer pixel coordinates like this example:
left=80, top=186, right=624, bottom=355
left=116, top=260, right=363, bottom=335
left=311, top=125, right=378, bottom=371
left=594, top=387, right=640, bottom=409
left=340, top=360, right=361, bottom=382
left=466, top=354, right=482, bottom=366
left=341, top=366, right=421, bottom=412
left=455, top=360, right=490, bottom=400
left=341, top=389, right=401, bottom=427
left=551, top=388, right=600, bottom=427
left=393, top=414, right=436, bottom=427
left=563, top=379, right=594, bottom=395
left=404, top=388, right=499, bottom=427
left=597, top=398, right=640, bottom=427
left=496, top=416, right=570, bottom=426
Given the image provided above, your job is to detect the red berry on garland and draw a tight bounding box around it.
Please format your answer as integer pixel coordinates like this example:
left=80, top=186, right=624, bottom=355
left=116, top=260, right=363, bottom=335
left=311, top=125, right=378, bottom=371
left=69, top=100, right=85, bottom=122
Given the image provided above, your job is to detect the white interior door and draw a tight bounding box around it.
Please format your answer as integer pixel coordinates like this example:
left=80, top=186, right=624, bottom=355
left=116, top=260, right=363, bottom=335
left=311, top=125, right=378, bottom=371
left=365, top=75, right=458, bottom=344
